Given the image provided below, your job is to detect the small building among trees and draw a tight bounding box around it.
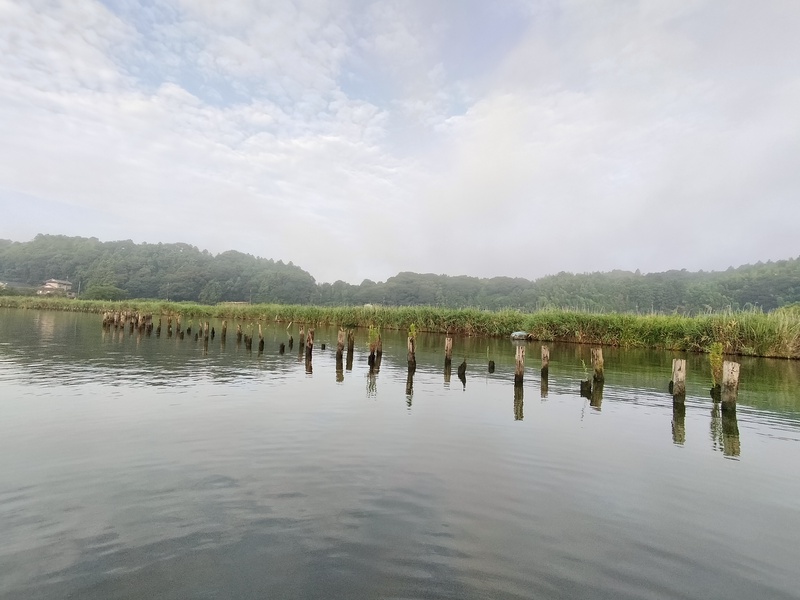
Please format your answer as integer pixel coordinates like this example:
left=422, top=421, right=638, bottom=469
left=37, top=279, right=73, bottom=296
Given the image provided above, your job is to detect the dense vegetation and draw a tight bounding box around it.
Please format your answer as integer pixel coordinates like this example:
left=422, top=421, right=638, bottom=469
left=1, top=234, right=799, bottom=313
left=2, top=297, right=799, bottom=358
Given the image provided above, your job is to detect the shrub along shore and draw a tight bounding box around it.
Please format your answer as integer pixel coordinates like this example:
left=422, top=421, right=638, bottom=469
left=2, top=297, right=799, bottom=359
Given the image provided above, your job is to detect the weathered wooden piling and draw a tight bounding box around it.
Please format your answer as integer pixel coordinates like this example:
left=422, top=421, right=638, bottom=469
left=541, top=345, right=550, bottom=378
left=288, top=336, right=293, bottom=350
left=279, top=342, right=285, bottom=354
left=514, top=346, right=525, bottom=387
left=305, top=328, right=314, bottom=360
left=299, top=327, right=305, bottom=350
left=167, top=317, right=173, bottom=338
left=591, top=348, right=604, bottom=382
left=258, top=324, right=264, bottom=353
left=346, top=330, right=354, bottom=371
left=444, top=336, right=453, bottom=365
left=488, top=360, right=495, bottom=373
left=671, top=358, right=687, bottom=400
left=221, top=320, right=227, bottom=341
left=336, top=329, right=345, bottom=361
left=407, top=336, right=416, bottom=370
left=721, top=361, right=740, bottom=406
left=156, top=318, right=162, bottom=337
left=236, top=324, right=242, bottom=344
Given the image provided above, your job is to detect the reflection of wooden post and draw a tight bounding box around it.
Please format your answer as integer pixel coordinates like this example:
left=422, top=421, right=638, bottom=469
left=590, top=380, right=604, bottom=410
left=258, top=323, right=264, bottom=353
left=407, top=337, right=416, bottom=370
left=236, top=324, right=242, bottom=344
left=540, top=376, right=548, bottom=399
left=444, top=359, right=451, bottom=385
left=488, top=360, right=495, bottom=373
left=671, top=358, right=686, bottom=399
left=221, top=320, right=227, bottom=341
left=514, top=385, right=524, bottom=421
left=591, top=348, right=604, bottom=382
left=672, top=401, right=686, bottom=446
left=514, top=345, right=525, bottom=387
left=721, top=361, right=740, bottom=406
left=541, top=345, right=550, bottom=378
left=721, top=404, right=740, bottom=457
left=299, top=327, right=305, bottom=351
left=444, top=337, right=453, bottom=364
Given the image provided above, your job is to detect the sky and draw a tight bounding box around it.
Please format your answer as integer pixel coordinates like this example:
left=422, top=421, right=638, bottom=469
left=1, top=0, right=799, bottom=284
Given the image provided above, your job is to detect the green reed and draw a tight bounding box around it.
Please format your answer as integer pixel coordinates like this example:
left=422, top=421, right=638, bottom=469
left=2, top=297, right=798, bottom=358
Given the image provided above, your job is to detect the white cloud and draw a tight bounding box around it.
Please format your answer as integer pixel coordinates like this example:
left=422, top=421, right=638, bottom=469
left=1, top=0, right=798, bottom=284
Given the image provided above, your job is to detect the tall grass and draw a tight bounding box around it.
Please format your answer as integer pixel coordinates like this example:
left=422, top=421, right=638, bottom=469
left=2, top=297, right=798, bottom=359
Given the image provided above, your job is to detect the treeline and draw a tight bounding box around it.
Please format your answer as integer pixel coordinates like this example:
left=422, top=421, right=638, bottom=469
left=1, top=235, right=799, bottom=313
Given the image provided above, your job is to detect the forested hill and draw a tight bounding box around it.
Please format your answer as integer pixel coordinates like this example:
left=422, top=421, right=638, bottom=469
left=1, top=235, right=798, bottom=313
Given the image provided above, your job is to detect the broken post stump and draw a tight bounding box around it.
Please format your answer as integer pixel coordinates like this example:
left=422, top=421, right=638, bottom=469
left=671, top=358, right=686, bottom=400
left=541, top=345, right=550, bottom=378
left=514, top=345, right=525, bottom=387
left=591, top=347, right=604, bottom=382
left=721, top=360, right=740, bottom=406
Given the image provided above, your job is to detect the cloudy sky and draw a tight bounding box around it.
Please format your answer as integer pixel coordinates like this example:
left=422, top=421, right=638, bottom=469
left=1, top=0, right=798, bottom=284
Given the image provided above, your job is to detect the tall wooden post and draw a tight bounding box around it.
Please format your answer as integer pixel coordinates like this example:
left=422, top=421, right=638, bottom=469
left=305, top=328, right=314, bottom=360
left=258, top=323, right=264, bottom=353
left=346, top=330, right=354, bottom=371
left=515, top=345, right=525, bottom=387
left=221, top=320, right=227, bottom=341
left=299, top=327, right=305, bottom=351
left=541, top=345, right=550, bottom=378
left=444, top=337, right=453, bottom=364
left=721, top=361, right=740, bottom=406
left=336, top=329, right=345, bottom=361
left=407, top=336, right=416, bottom=370
left=591, top=347, right=604, bottom=382
left=671, top=358, right=686, bottom=399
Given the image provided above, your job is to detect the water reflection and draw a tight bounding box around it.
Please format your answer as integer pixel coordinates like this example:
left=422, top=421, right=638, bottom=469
left=406, top=366, right=415, bottom=405
left=722, top=405, right=741, bottom=458
left=514, top=385, right=524, bottom=421
left=540, top=375, right=548, bottom=399
left=672, top=401, right=686, bottom=446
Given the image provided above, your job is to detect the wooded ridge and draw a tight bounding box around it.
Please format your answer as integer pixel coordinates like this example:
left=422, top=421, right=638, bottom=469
left=1, top=234, right=798, bottom=313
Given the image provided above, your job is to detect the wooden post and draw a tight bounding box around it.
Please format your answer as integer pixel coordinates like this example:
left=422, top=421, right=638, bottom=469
left=299, top=327, right=305, bottom=350
left=305, top=328, right=314, bottom=360
left=488, top=360, right=495, bottom=373
left=336, top=329, right=345, bottom=361
left=258, top=323, right=264, bottom=353
left=541, top=345, right=550, bottom=378
left=221, top=320, right=227, bottom=341
left=279, top=342, right=285, bottom=354
left=236, top=324, right=242, bottom=344
left=336, top=328, right=344, bottom=378
left=721, top=361, right=740, bottom=406
left=671, top=358, right=686, bottom=400
left=514, top=345, right=525, bottom=387
left=374, top=334, right=382, bottom=372
left=156, top=318, right=161, bottom=337
left=444, top=337, right=453, bottom=363
left=407, top=336, right=416, bottom=370
left=591, top=347, right=604, bottom=382
left=346, top=330, right=354, bottom=371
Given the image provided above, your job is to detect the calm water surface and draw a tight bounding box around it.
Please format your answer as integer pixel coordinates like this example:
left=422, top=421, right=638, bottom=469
left=1, top=309, right=799, bottom=599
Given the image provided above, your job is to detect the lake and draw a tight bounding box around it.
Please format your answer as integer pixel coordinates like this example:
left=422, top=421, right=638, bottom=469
left=1, top=308, right=799, bottom=599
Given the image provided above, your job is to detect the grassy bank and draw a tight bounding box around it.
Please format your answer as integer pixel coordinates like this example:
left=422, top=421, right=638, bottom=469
left=2, top=297, right=799, bottom=358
